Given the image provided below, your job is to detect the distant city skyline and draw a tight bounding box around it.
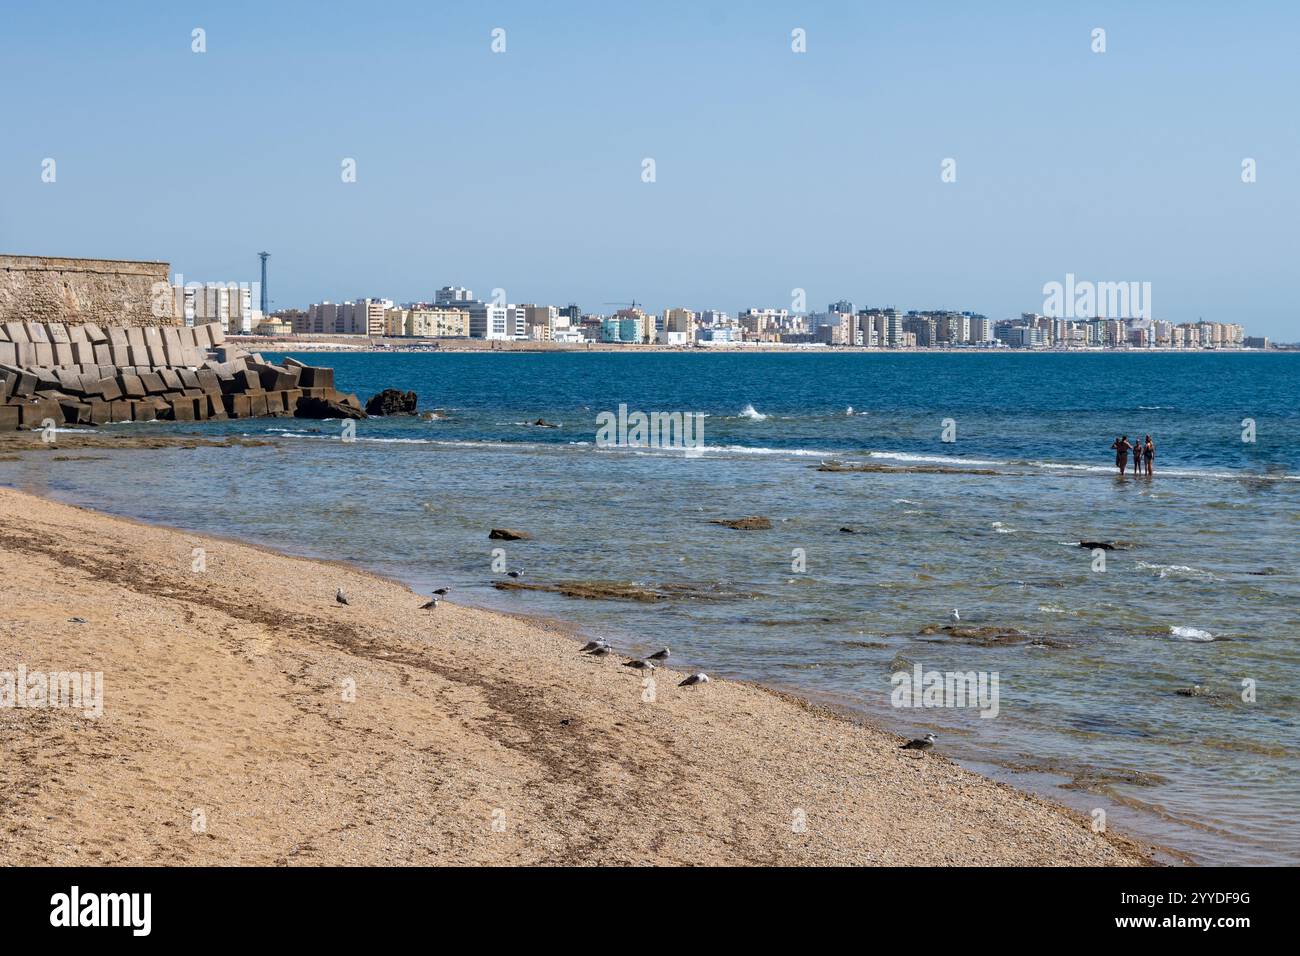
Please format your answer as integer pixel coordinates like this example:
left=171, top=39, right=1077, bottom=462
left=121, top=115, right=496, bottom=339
left=3, top=2, right=1297, bottom=340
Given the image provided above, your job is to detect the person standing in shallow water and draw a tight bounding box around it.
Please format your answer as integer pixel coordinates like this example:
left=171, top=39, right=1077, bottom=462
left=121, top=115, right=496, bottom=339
left=1132, top=436, right=1144, bottom=475
left=1111, top=436, right=1131, bottom=475
left=1144, top=435, right=1155, bottom=476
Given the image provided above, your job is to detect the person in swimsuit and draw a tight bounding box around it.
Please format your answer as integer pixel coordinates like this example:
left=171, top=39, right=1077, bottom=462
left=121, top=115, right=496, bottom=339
left=1111, top=435, right=1131, bottom=475
left=1132, top=436, right=1144, bottom=474
left=1144, top=434, right=1154, bottom=476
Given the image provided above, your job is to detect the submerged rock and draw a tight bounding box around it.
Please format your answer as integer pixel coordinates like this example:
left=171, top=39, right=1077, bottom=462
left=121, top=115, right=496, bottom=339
left=919, top=624, right=1034, bottom=646
left=489, top=528, right=532, bottom=541
left=492, top=579, right=758, bottom=603
left=530, top=418, right=559, bottom=428
left=710, top=516, right=772, bottom=531
left=365, top=389, right=418, bottom=416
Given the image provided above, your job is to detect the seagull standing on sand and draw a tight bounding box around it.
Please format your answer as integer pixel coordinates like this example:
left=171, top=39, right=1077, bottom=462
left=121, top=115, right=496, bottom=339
left=900, top=733, right=936, bottom=751
left=647, top=647, right=670, bottom=661
left=623, top=659, right=656, bottom=670
left=679, top=673, right=710, bottom=687
left=432, top=587, right=450, bottom=596
left=579, top=639, right=610, bottom=653
left=336, top=588, right=350, bottom=606
left=585, top=645, right=614, bottom=657
left=419, top=595, right=440, bottom=610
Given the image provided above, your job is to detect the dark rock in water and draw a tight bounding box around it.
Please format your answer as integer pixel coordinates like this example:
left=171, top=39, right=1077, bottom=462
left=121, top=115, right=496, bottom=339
left=920, top=624, right=1032, bottom=646
left=1175, top=685, right=1223, bottom=699
left=295, top=393, right=365, bottom=420
left=365, top=389, right=418, bottom=416
left=710, top=516, right=772, bottom=531
left=1078, top=540, right=1134, bottom=551
left=530, top=418, right=559, bottom=428
left=489, top=528, right=532, bottom=541
left=492, top=579, right=758, bottom=603
left=839, top=526, right=860, bottom=534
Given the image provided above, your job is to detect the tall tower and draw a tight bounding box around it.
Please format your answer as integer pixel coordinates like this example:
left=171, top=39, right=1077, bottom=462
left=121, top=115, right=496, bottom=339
left=257, top=252, right=270, bottom=314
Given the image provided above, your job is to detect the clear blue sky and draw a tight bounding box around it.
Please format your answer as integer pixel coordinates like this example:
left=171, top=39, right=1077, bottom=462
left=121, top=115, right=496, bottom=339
left=2, top=1, right=1297, bottom=339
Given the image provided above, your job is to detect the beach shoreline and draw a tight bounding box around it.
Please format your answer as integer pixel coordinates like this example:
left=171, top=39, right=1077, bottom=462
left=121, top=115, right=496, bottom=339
left=0, top=486, right=1155, bottom=866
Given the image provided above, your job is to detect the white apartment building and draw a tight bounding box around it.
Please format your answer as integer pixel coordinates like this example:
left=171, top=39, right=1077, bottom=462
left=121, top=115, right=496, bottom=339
left=463, top=301, right=512, bottom=339
left=435, top=286, right=474, bottom=306
left=171, top=281, right=259, bottom=332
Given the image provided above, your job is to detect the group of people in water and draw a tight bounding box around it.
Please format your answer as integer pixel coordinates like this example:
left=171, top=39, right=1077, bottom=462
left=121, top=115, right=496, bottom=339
left=1110, top=434, right=1156, bottom=476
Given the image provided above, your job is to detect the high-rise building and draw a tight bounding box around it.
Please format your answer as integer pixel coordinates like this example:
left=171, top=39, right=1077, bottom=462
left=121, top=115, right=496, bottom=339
left=456, top=300, right=510, bottom=339
left=435, top=286, right=474, bottom=306
left=172, top=281, right=259, bottom=333
left=523, top=304, right=558, bottom=341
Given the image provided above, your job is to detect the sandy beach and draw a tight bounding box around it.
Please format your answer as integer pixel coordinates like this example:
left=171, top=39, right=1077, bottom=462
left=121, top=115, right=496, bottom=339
left=0, top=485, right=1155, bottom=866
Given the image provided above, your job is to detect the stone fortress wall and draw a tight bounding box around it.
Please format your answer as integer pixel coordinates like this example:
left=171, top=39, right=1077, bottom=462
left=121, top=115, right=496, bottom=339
left=0, top=254, right=176, bottom=328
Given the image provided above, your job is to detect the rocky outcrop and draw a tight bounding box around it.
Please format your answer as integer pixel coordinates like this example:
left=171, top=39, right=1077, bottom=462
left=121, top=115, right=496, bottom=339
left=489, top=528, right=532, bottom=541
left=296, top=392, right=365, bottom=421
left=365, top=389, right=418, bottom=416
left=709, top=516, right=772, bottom=531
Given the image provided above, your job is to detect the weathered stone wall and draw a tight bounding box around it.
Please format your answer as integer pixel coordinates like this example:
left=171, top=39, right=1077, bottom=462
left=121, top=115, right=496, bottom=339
left=0, top=255, right=178, bottom=327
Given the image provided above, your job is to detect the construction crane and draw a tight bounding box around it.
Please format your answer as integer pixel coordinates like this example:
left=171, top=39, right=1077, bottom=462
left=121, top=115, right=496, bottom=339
left=603, top=299, right=640, bottom=311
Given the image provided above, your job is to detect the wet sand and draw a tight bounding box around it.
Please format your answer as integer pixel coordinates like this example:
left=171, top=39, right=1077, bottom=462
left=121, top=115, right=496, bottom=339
left=0, top=487, right=1151, bottom=865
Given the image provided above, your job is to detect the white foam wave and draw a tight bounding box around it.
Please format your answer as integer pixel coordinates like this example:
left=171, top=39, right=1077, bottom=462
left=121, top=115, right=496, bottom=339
left=1138, top=561, right=1218, bottom=582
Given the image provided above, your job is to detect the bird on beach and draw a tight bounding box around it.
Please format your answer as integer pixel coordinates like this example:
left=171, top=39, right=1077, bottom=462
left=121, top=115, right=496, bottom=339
left=679, top=673, right=710, bottom=687
left=900, top=733, right=937, bottom=751
left=579, top=639, right=610, bottom=653
left=419, top=595, right=440, bottom=610
left=432, top=587, right=450, bottom=596
left=585, top=645, right=614, bottom=657
left=623, top=659, right=656, bottom=670
left=647, top=647, right=670, bottom=661
left=335, top=588, right=350, bottom=606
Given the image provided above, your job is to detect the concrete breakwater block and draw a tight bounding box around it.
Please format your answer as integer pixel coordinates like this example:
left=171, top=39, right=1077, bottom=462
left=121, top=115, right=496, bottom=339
left=0, top=321, right=362, bottom=431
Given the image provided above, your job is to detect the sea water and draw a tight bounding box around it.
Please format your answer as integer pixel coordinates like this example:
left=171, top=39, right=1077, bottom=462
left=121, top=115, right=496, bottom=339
left=8, top=351, right=1298, bottom=864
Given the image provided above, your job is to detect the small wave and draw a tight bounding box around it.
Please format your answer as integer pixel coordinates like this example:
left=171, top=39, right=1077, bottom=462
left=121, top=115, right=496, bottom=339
left=1138, top=562, right=1218, bottom=582
left=992, top=522, right=1015, bottom=534
left=1038, top=604, right=1070, bottom=615
left=1169, top=625, right=1215, bottom=642
left=868, top=451, right=1003, bottom=467
left=738, top=404, right=768, bottom=421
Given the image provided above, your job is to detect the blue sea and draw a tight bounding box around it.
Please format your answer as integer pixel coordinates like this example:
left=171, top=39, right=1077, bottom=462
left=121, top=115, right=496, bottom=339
left=8, top=351, right=1299, bottom=864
